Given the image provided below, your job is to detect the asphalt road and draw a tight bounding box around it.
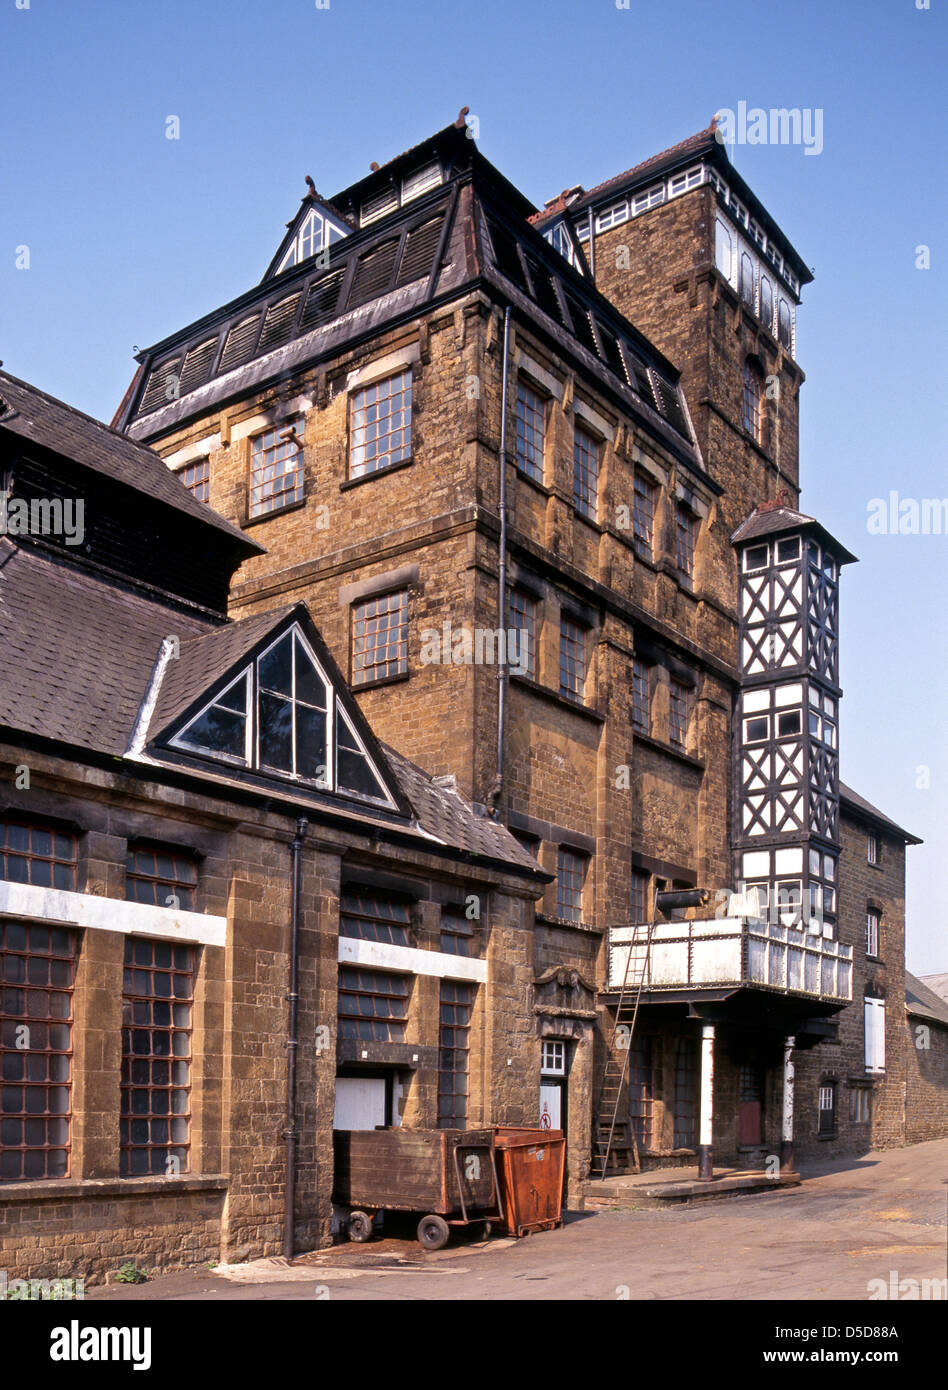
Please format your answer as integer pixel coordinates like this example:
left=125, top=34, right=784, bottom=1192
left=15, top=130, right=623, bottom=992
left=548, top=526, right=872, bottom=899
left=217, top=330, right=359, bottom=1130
left=88, top=1139, right=947, bottom=1302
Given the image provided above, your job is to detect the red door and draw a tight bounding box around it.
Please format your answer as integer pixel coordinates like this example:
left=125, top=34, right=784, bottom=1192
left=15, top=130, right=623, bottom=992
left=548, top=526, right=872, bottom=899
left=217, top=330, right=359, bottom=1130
left=738, top=1065, right=763, bottom=1145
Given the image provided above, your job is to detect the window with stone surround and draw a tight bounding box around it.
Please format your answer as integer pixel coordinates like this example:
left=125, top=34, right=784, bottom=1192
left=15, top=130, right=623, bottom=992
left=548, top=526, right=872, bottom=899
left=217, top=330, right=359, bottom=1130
left=630, top=868, right=649, bottom=924
left=180, top=458, right=209, bottom=503
left=742, top=360, right=763, bottom=444
left=632, top=659, right=650, bottom=733
left=337, top=967, right=409, bottom=1042
left=440, top=907, right=474, bottom=956
left=669, top=679, right=689, bottom=752
left=817, top=1081, right=837, bottom=1135
left=632, top=472, right=657, bottom=556
left=249, top=419, right=304, bottom=517
left=515, top=381, right=547, bottom=483
left=339, top=889, right=410, bottom=946
left=0, top=821, right=77, bottom=891
left=125, top=844, right=198, bottom=911
left=349, top=370, right=412, bottom=479
left=438, top=980, right=473, bottom=1128
left=559, top=615, right=588, bottom=702
left=628, top=1036, right=655, bottom=1149
left=556, top=847, right=587, bottom=923
left=0, top=921, right=77, bottom=1181
left=120, top=937, right=194, bottom=1177
left=351, top=591, right=408, bottom=686
left=508, top=588, right=538, bottom=680
left=866, top=910, right=880, bottom=959
left=851, top=1087, right=871, bottom=1123
left=675, top=504, right=698, bottom=579
left=572, top=423, right=600, bottom=522
left=867, top=833, right=879, bottom=865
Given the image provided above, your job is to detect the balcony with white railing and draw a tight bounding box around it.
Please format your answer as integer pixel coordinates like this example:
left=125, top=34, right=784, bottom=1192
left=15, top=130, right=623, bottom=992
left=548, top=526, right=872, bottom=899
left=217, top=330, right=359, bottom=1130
left=607, top=916, right=853, bottom=1003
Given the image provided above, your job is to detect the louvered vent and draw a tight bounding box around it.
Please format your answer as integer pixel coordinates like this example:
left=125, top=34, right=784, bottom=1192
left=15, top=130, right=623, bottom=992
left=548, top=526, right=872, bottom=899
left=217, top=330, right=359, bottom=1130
left=523, top=256, right=565, bottom=326
left=395, top=216, right=444, bottom=287
left=360, top=187, right=399, bottom=227
left=486, top=218, right=529, bottom=292
left=299, top=269, right=345, bottom=331
left=179, top=338, right=219, bottom=393
left=649, top=370, right=690, bottom=436
left=219, top=314, right=262, bottom=373
left=348, top=240, right=399, bottom=308
left=595, top=322, right=629, bottom=385
left=562, top=293, right=599, bottom=355
left=138, top=357, right=182, bottom=414
left=257, top=293, right=301, bottom=352
left=625, top=352, right=655, bottom=401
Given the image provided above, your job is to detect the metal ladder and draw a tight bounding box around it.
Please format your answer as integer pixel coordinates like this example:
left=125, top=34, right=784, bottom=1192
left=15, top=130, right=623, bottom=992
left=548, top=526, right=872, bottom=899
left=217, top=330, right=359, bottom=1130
left=593, top=920, right=655, bottom=1179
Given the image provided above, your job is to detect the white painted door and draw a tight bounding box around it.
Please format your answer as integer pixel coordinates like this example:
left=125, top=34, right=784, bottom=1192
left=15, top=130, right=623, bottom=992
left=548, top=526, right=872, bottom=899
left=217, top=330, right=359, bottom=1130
left=539, top=1083, right=561, bottom=1132
left=333, top=1076, right=386, bottom=1130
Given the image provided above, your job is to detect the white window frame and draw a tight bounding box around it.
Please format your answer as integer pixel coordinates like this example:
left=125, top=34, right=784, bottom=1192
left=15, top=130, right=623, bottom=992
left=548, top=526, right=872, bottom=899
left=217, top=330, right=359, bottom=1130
left=864, top=997, right=886, bottom=1074
left=866, top=911, right=880, bottom=958
left=867, top=833, right=878, bottom=865
left=541, top=1040, right=566, bottom=1076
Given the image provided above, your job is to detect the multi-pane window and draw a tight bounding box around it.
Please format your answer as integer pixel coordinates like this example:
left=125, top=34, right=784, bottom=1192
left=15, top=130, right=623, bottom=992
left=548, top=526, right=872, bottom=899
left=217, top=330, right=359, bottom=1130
left=673, top=1038, right=698, bottom=1149
left=438, top=981, right=473, bottom=1128
left=339, top=889, right=411, bottom=945
left=632, top=473, right=656, bottom=554
left=742, top=362, right=762, bottom=443
left=0, top=822, right=77, bottom=890
left=126, top=845, right=197, bottom=911
left=541, top=1040, right=566, bottom=1075
left=440, top=908, right=474, bottom=956
left=866, top=911, right=880, bottom=959
left=559, top=616, right=587, bottom=702
left=180, top=459, right=209, bottom=502
left=817, top=1082, right=836, bottom=1136
left=572, top=424, right=600, bottom=521
left=628, top=1037, right=654, bottom=1149
left=352, top=591, right=408, bottom=686
left=630, top=869, right=649, bottom=924
left=257, top=630, right=330, bottom=782
left=675, top=505, right=697, bottom=578
left=632, top=659, right=650, bottom=733
left=349, top=370, right=412, bottom=479
left=515, top=382, right=546, bottom=483
left=121, top=938, right=194, bottom=1177
left=249, top=419, right=305, bottom=517
left=867, top=834, right=878, bottom=865
left=337, top=967, right=409, bottom=1042
left=508, top=588, right=538, bottom=680
left=556, top=848, right=586, bottom=923
left=0, top=922, right=76, bottom=1181
left=669, top=679, right=689, bottom=751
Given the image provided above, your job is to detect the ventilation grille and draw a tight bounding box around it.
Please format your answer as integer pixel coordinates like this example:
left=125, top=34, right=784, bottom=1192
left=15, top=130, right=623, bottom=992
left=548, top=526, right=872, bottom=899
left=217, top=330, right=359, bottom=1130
left=562, top=293, right=599, bottom=356
left=523, top=255, right=565, bottom=326
left=595, top=323, right=628, bottom=386
left=348, top=240, right=399, bottom=308
left=257, top=293, right=301, bottom=353
left=299, top=269, right=345, bottom=331
left=486, top=218, right=529, bottom=292
left=395, top=216, right=444, bottom=287
left=218, top=314, right=262, bottom=373
left=179, top=338, right=219, bottom=393
left=649, top=371, right=690, bottom=436
left=138, top=357, right=182, bottom=414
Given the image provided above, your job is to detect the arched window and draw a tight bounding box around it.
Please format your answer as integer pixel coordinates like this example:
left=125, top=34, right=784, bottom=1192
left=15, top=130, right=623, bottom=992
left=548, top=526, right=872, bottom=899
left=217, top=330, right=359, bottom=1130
left=759, top=275, right=774, bottom=332
left=742, top=359, right=763, bottom=443
left=778, top=299, right=793, bottom=350
left=740, top=252, right=755, bottom=307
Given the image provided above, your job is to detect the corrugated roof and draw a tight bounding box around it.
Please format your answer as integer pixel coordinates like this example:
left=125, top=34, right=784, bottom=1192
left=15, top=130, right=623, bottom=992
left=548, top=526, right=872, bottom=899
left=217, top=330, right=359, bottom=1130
left=0, top=370, right=256, bottom=550
left=906, top=971, right=948, bottom=1027
left=839, top=783, right=922, bottom=845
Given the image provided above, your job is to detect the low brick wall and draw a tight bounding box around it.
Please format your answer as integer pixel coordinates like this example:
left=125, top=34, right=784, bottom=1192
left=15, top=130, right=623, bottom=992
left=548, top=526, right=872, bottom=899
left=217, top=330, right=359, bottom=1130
left=0, top=1176, right=227, bottom=1287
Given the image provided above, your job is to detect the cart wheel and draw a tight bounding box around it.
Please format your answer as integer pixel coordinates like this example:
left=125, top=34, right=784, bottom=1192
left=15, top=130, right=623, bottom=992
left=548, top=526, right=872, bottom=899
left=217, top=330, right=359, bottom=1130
left=417, top=1214, right=450, bottom=1251
left=347, top=1210, right=373, bottom=1243
left=481, top=1221, right=492, bottom=1239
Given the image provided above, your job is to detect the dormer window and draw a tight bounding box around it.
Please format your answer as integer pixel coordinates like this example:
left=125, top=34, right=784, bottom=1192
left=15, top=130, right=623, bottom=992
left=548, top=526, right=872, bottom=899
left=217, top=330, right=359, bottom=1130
left=171, top=625, right=394, bottom=805
left=276, top=206, right=350, bottom=275
left=543, top=219, right=583, bottom=273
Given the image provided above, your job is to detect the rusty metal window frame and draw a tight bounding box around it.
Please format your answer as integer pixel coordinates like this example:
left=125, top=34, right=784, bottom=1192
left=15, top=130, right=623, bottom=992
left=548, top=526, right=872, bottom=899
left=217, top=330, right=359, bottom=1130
left=514, top=380, right=546, bottom=483
left=559, top=615, right=587, bottom=702
left=351, top=590, right=408, bottom=686
left=348, top=369, right=412, bottom=479
left=632, top=471, right=656, bottom=553
left=180, top=458, right=209, bottom=503
left=0, top=921, right=77, bottom=1182
left=437, top=979, right=473, bottom=1128
left=121, top=938, right=195, bottom=1178
left=669, top=678, right=689, bottom=751
left=340, top=889, right=411, bottom=945
left=508, top=587, right=538, bottom=680
left=632, top=658, right=650, bottom=733
left=673, top=1037, right=698, bottom=1148
left=338, top=967, right=409, bottom=1042
left=125, top=844, right=198, bottom=911
left=440, top=907, right=474, bottom=957
left=0, top=821, right=77, bottom=891
left=742, top=361, right=763, bottom=442
left=556, top=847, right=587, bottom=923
left=675, top=504, right=698, bottom=578
left=572, top=422, right=600, bottom=522
left=249, top=418, right=305, bottom=518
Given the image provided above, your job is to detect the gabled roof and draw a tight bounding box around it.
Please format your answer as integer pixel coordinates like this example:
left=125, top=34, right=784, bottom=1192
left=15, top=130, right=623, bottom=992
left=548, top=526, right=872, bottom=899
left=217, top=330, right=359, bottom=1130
left=919, top=973, right=948, bottom=1006
left=905, top=971, right=948, bottom=1028
left=839, top=783, right=922, bottom=845
left=0, top=370, right=255, bottom=551
left=731, top=501, right=858, bottom=565
left=263, top=191, right=354, bottom=283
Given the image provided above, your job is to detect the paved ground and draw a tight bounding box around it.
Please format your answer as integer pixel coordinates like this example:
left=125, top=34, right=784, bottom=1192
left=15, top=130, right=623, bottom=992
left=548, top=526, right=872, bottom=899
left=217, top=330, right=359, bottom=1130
left=88, top=1139, right=947, bottom=1302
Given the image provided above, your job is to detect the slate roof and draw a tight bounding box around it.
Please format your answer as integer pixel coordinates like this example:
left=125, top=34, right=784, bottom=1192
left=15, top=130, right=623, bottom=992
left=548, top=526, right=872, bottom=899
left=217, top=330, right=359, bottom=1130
left=0, top=541, right=541, bottom=876
left=905, top=971, right=948, bottom=1028
left=0, top=370, right=255, bottom=551
left=919, top=973, right=948, bottom=1007
left=839, top=783, right=922, bottom=845
left=731, top=503, right=858, bottom=565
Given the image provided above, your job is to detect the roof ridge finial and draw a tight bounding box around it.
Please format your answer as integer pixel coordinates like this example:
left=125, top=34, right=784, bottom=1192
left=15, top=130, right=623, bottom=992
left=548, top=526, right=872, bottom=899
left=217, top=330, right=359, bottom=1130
left=455, top=105, right=470, bottom=129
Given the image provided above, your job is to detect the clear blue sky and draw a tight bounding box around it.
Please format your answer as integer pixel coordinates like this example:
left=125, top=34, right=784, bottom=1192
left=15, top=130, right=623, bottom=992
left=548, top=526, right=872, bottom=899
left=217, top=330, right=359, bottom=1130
left=2, top=0, right=944, bottom=969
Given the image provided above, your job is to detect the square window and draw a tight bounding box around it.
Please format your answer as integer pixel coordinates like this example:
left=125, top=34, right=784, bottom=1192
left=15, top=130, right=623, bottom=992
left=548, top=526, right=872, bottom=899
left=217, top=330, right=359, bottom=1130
left=349, top=371, right=412, bottom=479
left=352, top=591, right=408, bottom=686
left=744, top=544, right=769, bottom=572
left=744, top=715, right=769, bottom=743
left=249, top=419, right=304, bottom=517
left=515, top=382, right=546, bottom=483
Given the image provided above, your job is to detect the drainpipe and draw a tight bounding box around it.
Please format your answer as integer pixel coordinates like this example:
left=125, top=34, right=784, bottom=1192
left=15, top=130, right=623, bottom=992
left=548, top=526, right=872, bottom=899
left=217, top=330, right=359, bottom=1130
left=587, top=206, right=596, bottom=285
left=283, top=816, right=308, bottom=1260
left=489, top=306, right=511, bottom=821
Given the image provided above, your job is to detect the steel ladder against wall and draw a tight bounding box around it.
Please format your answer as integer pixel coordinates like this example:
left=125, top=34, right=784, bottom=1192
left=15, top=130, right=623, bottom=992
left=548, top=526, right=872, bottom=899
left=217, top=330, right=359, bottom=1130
left=593, top=920, right=655, bottom=1180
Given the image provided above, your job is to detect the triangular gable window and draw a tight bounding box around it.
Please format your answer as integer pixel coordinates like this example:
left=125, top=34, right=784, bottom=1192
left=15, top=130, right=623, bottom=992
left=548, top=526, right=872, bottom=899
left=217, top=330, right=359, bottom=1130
left=275, top=206, right=350, bottom=276
left=542, top=219, right=584, bottom=275
left=170, top=624, right=395, bottom=807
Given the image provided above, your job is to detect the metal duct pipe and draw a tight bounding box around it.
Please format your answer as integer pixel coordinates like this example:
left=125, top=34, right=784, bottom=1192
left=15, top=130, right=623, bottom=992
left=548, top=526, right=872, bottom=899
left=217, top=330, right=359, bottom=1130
left=283, top=815, right=308, bottom=1260
left=654, top=888, right=711, bottom=917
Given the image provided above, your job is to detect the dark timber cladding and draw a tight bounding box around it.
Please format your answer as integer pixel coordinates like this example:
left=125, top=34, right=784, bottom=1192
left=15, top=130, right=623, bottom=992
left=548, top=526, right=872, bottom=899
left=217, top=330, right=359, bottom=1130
left=118, top=125, right=707, bottom=484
